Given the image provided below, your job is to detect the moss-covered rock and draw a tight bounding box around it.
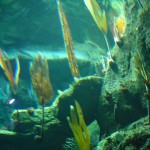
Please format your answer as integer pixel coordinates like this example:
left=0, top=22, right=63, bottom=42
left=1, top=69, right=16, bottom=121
left=96, top=117, right=150, bottom=150
left=56, top=76, right=103, bottom=125
left=0, top=76, right=103, bottom=150
left=97, top=0, right=149, bottom=136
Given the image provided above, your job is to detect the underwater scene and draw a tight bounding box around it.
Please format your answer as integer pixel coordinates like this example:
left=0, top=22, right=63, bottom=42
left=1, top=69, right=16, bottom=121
left=0, top=0, right=149, bottom=149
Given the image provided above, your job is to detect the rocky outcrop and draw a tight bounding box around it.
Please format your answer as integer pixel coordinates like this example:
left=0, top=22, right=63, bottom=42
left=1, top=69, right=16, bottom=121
left=95, top=117, right=150, bottom=150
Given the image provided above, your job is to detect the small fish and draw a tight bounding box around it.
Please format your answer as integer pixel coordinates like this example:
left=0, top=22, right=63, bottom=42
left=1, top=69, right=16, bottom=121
left=8, top=99, right=15, bottom=105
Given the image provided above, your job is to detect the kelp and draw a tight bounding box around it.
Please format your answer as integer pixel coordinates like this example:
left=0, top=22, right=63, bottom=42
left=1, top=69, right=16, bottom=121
left=84, top=0, right=107, bottom=34
left=30, top=54, right=53, bottom=105
left=67, top=101, right=90, bottom=150
left=57, top=0, right=80, bottom=78
left=30, top=54, right=53, bottom=139
left=84, top=0, right=113, bottom=62
left=0, top=49, right=20, bottom=94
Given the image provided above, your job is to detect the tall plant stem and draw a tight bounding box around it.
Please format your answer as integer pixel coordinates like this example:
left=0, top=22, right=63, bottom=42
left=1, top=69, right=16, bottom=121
left=104, top=34, right=110, bottom=53
left=147, top=89, right=150, bottom=124
left=41, top=98, right=45, bottom=139
left=104, top=34, right=113, bottom=58
left=148, top=98, right=150, bottom=124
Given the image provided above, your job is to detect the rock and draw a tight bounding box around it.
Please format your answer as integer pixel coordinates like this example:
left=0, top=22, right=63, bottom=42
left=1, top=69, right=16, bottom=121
left=96, top=117, right=150, bottom=150
left=0, top=76, right=103, bottom=150
left=97, top=0, right=149, bottom=136
left=11, top=105, right=58, bottom=133
left=88, top=120, right=100, bottom=149
left=55, top=76, right=103, bottom=125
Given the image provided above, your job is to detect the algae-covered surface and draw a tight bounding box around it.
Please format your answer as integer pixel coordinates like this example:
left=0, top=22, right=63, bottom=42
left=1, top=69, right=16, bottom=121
left=0, top=0, right=150, bottom=150
left=96, top=117, right=150, bottom=150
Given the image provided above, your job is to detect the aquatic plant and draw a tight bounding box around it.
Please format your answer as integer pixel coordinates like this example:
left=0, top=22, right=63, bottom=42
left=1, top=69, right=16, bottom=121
left=84, top=0, right=107, bottom=34
left=30, top=54, right=53, bottom=139
left=0, top=49, right=20, bottom=94
left=67, top=101, right=90, bottom=150
left=134, top=51, right=150, bottom=124
left=84, top=0, right=113, bottom=63
left=57, top=0, right=80, bottom=78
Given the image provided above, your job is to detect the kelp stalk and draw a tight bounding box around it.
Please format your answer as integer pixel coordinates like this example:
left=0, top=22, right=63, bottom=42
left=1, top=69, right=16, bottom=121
left=57, top=0, right=80, bottom=78
left=41, top=97, right=45, bottom=139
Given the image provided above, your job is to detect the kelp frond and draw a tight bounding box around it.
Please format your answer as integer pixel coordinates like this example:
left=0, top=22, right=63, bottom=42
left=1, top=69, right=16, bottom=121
left=84, top=0, right=107, bottom=34
left=14, top=58, right=20, bottom=87
left=67, top=101, right=90, bottom=150
left=57, top=0, right=80, bottom=78
left=30, top=54, right=53, bottom=105
left=0, top=49, right=20, bottom=93
left=84, top=0, right=114, bottom=62
left=30, top=54, right=53, bottom=139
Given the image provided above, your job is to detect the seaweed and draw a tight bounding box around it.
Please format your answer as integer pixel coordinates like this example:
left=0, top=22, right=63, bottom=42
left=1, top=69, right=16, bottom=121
left=0, top=49, right=20, bottom=94
left=67, top=101, right=90, bottom=150
left=57, top=0, right=80, bottom=78
left=84, top=0, right=113, bottom=62
left=30, top=54, right=53, bottom=140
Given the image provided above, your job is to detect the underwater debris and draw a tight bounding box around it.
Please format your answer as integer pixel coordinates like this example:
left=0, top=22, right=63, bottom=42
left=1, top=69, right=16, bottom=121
left=30, top=54, right=53, bottom=139
left=57, top=0, right=80, bottom=78
left=0, top=49, right=20, bottom=94
left=67, top=101, right=90, bottom=150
